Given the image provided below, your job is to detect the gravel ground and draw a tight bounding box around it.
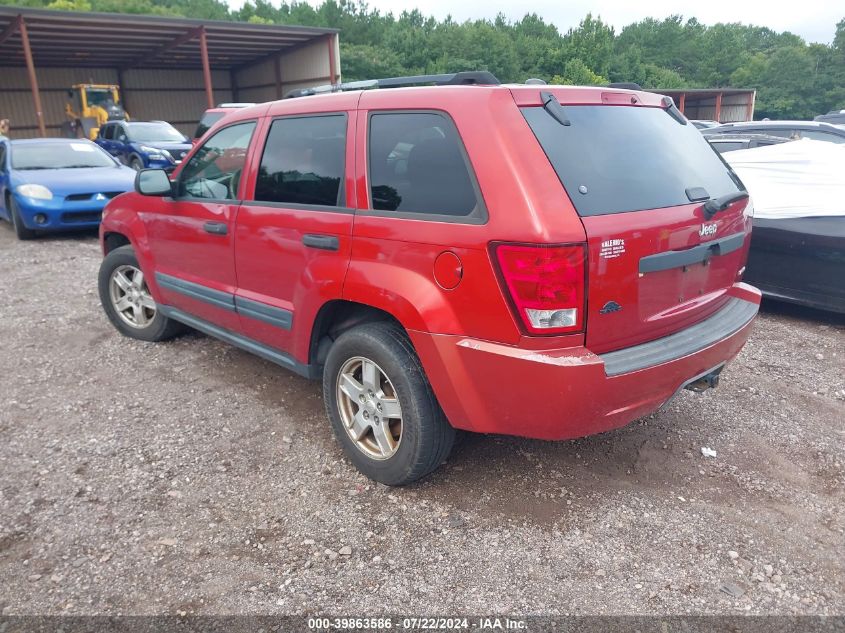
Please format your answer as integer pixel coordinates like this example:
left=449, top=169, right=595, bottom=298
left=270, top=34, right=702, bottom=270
left=0, top=227, right=843, bottom=617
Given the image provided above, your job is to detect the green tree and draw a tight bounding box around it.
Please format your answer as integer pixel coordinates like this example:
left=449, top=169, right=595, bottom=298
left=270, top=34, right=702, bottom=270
left=551, top=58, right=607, bottom=86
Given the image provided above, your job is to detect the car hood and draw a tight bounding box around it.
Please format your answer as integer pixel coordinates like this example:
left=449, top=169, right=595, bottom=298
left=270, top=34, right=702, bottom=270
left=12, top=166, right=136, bottom=196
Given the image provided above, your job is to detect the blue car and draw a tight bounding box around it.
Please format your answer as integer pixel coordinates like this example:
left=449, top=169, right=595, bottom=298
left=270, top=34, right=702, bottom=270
left=0, top=138, right=136, bottom=240
left=96, top=121, right=192, bottom=171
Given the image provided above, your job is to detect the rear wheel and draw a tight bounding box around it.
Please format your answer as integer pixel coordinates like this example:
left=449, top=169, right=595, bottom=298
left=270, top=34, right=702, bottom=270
left=98, top=245, right=183, bottom=342
left=323, top=322, right=455, bottom=486
left=8, top=197, right=37, bottom=240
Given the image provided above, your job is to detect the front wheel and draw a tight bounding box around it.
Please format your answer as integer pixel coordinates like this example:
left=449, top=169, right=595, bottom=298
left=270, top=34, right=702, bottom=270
left=9, top=197, right=37, bottom=240
left=323, top=322, right=455, bottom=486
left=129, top=156, right=144, bottom=171
left=98, top=245, right=184, bottom=342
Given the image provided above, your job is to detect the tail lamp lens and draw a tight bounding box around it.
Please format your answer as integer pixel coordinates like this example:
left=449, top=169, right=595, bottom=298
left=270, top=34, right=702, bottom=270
left=494, top=243, right=586, bottom=335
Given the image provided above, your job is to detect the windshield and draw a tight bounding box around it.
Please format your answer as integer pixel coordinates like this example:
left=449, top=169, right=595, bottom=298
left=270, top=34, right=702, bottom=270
left=86, top=88, right=117, bottom=107
left=11, top=142, right=116, bottom=170
left=127, top=123, right=187, bottom=143
left=522, top=105, right=743, bottom=216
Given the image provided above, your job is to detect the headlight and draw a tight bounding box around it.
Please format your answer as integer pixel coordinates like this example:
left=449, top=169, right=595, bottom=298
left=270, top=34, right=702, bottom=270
left=15, top=184, right=53, bottom=200
left=743, top=197, right=754, bottom=219
left=140, top=145, right=164, bottom=157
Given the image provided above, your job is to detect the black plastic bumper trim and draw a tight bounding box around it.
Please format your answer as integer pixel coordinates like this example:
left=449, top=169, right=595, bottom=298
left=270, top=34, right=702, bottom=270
left=155, top=272, right=235, bottom=312
left=600, top=297, right=758, bottom=376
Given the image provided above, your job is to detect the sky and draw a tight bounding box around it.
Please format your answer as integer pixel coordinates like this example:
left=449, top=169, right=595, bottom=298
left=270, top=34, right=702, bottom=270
left=226, top=0, right=841, bottom=44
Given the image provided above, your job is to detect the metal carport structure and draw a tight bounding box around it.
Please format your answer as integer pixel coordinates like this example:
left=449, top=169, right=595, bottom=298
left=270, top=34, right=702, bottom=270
left=657, top=88, right=756, bottom=123
left=0, top=6, right=340, bottom=138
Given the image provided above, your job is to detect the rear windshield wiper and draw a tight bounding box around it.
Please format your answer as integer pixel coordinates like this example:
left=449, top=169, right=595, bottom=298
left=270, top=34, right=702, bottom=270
left=703, top=191, right=749, bottom=219
left=661, top=96, right=687, bottom=126
left=540, top=91, right=571, bottom=126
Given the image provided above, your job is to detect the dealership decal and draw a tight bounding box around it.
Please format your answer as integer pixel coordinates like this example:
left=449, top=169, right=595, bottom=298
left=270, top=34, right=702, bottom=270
left=599, top=238, right=626, bottom=259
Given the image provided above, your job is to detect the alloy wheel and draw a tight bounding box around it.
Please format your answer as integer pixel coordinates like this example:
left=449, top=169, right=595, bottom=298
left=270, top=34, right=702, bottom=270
left=336, top=356, right=403, bottom=460
left=109, top=264, right=156, bottom=329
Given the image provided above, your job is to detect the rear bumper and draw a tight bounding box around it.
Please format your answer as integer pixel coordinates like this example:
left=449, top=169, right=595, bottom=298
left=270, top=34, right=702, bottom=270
left=410, top=283, right=761, bottom=441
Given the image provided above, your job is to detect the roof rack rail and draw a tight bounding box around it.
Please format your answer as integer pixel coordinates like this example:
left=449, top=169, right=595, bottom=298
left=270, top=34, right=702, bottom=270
left=285, top=71, right=500, bottom=99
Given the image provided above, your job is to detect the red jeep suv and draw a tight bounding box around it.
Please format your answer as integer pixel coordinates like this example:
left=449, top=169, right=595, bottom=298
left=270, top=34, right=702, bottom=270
left=97, top=72, right=760, bottom=485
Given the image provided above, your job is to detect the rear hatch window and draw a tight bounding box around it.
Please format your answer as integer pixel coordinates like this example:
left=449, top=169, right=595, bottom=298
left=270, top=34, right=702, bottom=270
left=522, top=102, right=751, bottom=354
left=521, top=105, right=743, bottom=216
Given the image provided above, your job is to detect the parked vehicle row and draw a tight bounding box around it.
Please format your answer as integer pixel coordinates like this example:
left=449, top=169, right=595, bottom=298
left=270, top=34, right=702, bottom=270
left=1, top=116, right=195, bottom=239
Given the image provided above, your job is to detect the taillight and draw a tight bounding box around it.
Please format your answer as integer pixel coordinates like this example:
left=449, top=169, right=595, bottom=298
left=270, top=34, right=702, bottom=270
left=494, top=242, right=587, bottom=335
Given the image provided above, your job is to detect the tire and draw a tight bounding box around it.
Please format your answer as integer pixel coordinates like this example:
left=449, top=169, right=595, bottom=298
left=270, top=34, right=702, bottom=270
left=98, top=245, right=184, bottom=342
left=8, top=197, right=37, bottom=240
left=323, top=321, right=455, bottom=486
left=129, top=156, right=144, bottom=171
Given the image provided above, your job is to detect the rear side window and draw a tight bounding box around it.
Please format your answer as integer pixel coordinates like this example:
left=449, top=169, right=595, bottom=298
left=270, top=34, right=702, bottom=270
left=254, top=115, right=346, bottom=207
left=194, top=112, right=225, bottom=139
left=802, top=130, right=845, bottom=143
left=522, top=105, right=743, bottom=216
left=368, top=112, right=482, bottom=218
left=750, top=128, right=792, bottom=138
left=711, top=141, right=746, bottom=153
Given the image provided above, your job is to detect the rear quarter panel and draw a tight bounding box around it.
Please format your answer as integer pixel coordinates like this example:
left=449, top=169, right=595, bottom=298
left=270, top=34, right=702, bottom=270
left=345, top=87, right=588, bottom=345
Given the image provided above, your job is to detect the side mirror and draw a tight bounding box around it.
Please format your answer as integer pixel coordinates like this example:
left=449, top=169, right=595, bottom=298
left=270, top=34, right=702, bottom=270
left=136, top=169, right=172, bottom=196
left=118, top=134, right=127, bottom=142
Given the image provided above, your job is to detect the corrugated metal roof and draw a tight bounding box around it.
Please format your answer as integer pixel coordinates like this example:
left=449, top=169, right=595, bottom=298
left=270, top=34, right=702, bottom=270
left=0, top=6, right=337, bottom=70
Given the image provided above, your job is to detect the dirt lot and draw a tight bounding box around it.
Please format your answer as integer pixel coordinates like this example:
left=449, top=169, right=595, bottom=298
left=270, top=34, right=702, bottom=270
left=0, top=227, right=843, bottom=616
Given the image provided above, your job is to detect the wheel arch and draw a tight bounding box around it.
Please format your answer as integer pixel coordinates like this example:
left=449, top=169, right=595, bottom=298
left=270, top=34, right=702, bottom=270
left=102, top=231, right=131, bottom=254
left=307, top=300, right=405, bottom=367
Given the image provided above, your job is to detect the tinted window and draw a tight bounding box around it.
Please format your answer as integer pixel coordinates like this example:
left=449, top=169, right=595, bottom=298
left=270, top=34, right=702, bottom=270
left=194, top=112, right=225, bottom=139
left=752, top=128, right=792, bottom=139
left=801, top=130, right=845, bottom=143
left=522, top=105, right=743, bottom=216
left=710, top=141, right=746, bottom=153
left=101, top=124, right=113, bottom=140
left=179, top=122, right=255, bottom=200
left=368, top=112, right=479, bottom=216
left=254, top=115, right=346, bottom=207
left=0, top=144, right=6, bottom=170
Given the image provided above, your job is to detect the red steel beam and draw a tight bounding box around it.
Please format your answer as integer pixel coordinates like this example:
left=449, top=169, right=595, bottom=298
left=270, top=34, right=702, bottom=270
left=714, top=92, right=723, bottom=123
left=199, top=26, right=214, bottom=110
left=19, top=18, right=46, bottom=137
left=678, top=92, right=686, bottom=114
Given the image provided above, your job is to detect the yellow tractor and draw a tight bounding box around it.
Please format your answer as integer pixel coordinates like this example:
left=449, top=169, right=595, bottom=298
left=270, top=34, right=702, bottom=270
left=63, top=84, right=129, bottom=140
